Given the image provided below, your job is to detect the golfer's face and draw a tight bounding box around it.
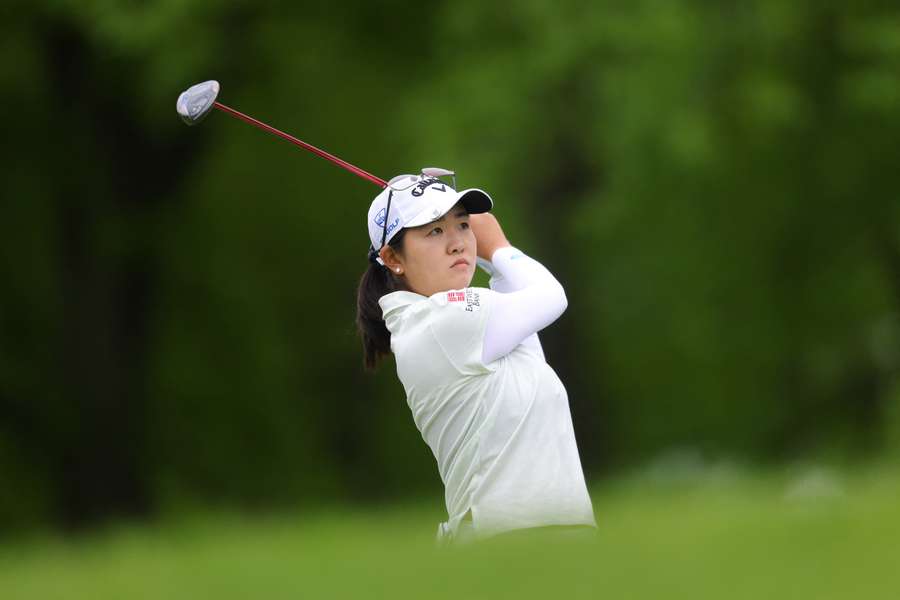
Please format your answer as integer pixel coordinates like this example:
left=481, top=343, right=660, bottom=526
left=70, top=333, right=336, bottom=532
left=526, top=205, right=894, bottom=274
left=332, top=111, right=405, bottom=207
left=401, top=202, right=476, bottom=297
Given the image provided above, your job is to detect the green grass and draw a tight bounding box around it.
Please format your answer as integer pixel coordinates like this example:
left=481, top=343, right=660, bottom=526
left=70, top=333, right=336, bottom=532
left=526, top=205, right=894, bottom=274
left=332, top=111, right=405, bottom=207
left=2, top=463, right=898, bottom=599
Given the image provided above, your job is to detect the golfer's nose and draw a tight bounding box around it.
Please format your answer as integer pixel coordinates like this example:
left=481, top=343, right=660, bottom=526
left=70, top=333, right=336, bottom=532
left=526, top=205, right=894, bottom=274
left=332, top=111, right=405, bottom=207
left=448, top=228, right=466, bottom=254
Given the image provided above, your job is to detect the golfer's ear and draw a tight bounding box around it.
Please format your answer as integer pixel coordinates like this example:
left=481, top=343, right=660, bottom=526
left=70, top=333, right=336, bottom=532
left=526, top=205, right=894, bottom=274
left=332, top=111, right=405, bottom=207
left=380, top=246, right=402, bottom=272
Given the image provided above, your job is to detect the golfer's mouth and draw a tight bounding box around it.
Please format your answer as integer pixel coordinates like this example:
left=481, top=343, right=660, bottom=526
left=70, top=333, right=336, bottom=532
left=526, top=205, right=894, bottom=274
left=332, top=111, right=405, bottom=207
left=451, top=259, right=470, bottom=269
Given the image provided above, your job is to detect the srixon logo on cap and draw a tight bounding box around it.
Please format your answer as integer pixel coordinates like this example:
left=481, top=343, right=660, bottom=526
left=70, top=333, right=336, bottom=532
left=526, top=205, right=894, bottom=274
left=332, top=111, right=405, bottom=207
left=411, top=178, right=448, bottom=197
left=374, top=208, right=400, bottom=238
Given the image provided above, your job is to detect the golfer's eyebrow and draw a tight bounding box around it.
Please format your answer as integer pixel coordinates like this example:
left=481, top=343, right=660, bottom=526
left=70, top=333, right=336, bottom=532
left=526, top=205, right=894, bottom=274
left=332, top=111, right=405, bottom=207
left=433, top=209, right=469, bottom=224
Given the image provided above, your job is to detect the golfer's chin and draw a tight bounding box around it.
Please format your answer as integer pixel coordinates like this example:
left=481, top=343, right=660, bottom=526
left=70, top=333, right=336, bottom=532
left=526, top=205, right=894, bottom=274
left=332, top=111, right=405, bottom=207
left=418, top=268, right=474, bottom=297
left=450, top=268, right=474, bottom=290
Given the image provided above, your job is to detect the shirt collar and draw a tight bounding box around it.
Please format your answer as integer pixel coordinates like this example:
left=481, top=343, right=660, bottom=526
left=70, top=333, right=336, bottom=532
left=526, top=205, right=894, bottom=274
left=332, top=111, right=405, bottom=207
left=378, top=290, right=426, bottom=319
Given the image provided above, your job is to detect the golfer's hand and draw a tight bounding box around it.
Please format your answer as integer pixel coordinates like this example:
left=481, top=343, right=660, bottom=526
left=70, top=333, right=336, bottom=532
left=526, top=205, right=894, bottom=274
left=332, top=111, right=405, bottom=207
left=470, top=213, right=511, bottom=261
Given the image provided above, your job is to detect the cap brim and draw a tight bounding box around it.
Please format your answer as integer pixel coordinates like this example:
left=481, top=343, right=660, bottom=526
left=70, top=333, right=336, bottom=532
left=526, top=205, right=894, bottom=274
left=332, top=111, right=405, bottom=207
left=457, top=188, right=493, bottom=214
left=405, top=188, right=494, bottom=228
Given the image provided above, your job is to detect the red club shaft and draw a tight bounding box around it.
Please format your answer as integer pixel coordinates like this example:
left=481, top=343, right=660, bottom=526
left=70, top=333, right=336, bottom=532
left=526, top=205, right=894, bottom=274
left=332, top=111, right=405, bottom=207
left=213, top=101, right=387, bottom=188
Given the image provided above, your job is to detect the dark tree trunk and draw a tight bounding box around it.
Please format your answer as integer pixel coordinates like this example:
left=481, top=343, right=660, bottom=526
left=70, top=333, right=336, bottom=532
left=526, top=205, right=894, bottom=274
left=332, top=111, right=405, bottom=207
left=43, top=18, right=195, bottom=529
left=526, top=73, right=613, bottom=474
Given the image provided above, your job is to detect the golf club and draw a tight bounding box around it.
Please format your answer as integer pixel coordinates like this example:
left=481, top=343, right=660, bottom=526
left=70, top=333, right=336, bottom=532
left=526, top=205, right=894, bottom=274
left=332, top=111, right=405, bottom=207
left=176, top=80, right=388, bottom=188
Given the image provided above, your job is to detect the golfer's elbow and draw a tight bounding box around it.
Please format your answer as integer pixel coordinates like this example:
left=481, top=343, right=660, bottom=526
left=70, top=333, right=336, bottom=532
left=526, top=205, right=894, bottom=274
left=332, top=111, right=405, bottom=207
left=546, top=280, right=568, bottom=321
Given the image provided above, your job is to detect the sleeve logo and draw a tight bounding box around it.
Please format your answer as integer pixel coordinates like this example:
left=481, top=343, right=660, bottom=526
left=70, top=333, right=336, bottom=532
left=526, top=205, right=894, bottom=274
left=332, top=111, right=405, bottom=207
left=446, top=289, right=481, bottom=312
left=464, top=289, right=481, bottom=312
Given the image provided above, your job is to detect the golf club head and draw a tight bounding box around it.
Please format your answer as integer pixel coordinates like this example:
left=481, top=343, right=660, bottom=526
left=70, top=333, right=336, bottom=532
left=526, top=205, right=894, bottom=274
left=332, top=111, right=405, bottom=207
left=421, top=167, right=455, bottom=178
left=176, top=80, right=220, bottom=125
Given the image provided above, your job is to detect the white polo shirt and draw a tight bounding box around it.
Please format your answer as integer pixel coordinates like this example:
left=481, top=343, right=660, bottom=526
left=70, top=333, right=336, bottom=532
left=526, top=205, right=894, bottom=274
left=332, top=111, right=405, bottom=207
left=379, top=281, right=596, bottom=541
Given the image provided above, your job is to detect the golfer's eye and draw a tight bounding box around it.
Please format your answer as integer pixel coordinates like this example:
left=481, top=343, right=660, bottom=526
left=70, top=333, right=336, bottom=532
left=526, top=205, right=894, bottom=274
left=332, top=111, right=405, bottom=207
left=460, top=221, right=470, bottom=230
left=429, top=226, right=443, bottom=236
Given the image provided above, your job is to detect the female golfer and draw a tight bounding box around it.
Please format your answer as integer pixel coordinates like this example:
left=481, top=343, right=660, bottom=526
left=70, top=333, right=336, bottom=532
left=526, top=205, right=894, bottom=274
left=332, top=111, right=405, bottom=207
left=356, top=168, right=595, bottom=543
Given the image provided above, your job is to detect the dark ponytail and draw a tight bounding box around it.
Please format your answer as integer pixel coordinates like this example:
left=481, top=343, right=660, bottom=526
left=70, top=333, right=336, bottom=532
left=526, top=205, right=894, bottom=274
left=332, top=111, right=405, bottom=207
left=356, top=228, right=408, bottom=371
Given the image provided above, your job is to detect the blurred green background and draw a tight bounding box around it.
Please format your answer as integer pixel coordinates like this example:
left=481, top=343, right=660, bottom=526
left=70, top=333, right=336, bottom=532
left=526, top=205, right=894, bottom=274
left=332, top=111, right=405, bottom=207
left=2, top=0, right=900, bottom=596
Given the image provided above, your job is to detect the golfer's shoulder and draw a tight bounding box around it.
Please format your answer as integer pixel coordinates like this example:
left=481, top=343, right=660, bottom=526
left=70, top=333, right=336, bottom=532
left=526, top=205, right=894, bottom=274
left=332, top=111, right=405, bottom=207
left=382, top=288, right=494, bottom=336
left=424, top=287, right=494, bottom=344
left=426, top=287, right=493, bottom=313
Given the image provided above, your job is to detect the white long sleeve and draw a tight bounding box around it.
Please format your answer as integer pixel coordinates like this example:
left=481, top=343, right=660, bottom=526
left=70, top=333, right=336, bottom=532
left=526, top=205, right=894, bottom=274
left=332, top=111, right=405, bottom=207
left=480, top=246, right=566, bottom=364
left=476, top=252, right=546, bottom=360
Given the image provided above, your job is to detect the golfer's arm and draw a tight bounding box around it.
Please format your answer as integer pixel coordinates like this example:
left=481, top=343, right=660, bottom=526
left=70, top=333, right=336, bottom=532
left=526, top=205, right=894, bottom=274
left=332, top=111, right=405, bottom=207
left=481, top=247, right=565, bottom=364
left=476, top=249, right=544, bottom=359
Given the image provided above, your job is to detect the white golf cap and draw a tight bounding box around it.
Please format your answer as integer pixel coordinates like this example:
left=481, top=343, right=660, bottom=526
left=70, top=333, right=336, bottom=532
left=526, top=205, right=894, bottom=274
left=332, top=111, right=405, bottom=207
left=367, top=169, right=493, bottom=265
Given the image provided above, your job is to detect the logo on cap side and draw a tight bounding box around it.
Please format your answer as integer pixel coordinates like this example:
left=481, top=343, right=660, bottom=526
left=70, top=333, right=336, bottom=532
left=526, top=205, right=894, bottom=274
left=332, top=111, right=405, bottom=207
left=374, top=208, right=387, bottom=226
left=385, top=217, right=400, bottom=237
